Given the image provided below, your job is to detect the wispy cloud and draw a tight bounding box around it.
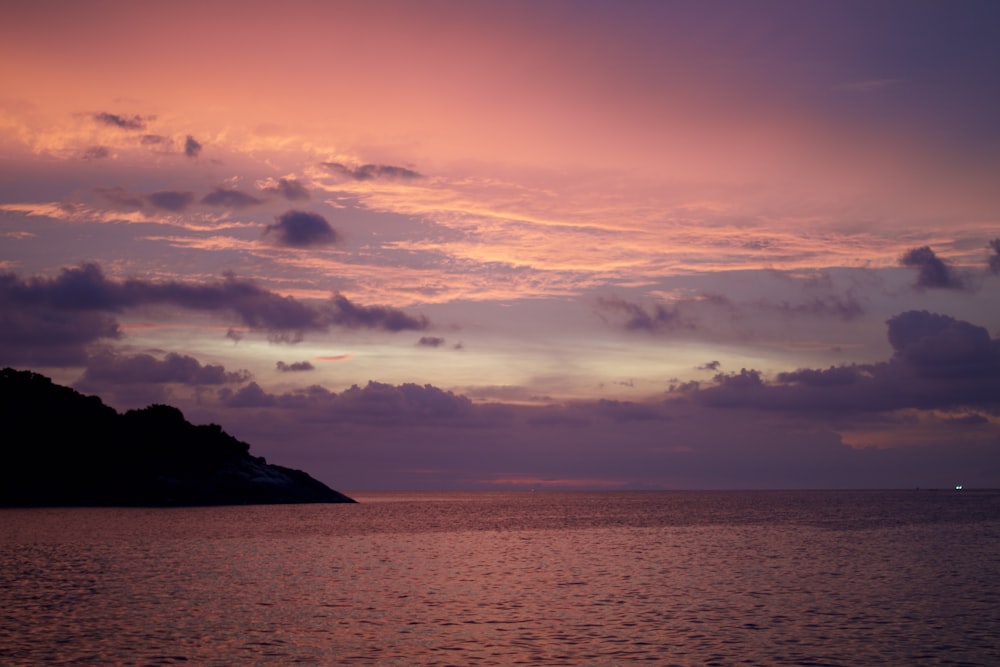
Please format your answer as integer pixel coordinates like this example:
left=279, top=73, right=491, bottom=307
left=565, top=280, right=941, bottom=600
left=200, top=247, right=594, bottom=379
left=323, top=162, right=422, bottom=181
left=258, top=177, right=310, bottom=201
left=93, top=112, right=150, bottom=130
left=594, top=295, right=693, bottom=333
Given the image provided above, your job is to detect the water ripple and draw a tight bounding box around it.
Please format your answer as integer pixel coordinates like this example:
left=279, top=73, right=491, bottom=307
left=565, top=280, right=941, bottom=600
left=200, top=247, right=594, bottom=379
left=2, top=491, right=999, bottom=665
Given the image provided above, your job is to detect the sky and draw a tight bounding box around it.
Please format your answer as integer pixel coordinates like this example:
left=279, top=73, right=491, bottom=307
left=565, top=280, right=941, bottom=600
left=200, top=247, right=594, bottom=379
left=2, top=0, right=1000, bottom=491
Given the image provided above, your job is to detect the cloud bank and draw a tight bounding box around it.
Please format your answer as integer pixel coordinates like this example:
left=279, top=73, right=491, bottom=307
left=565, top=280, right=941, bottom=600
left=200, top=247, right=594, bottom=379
left=78, top=351, right=250, bottom=388
left=691, top=310, right=1000, bottom=414
left=0, top=263, right=429, bottom=365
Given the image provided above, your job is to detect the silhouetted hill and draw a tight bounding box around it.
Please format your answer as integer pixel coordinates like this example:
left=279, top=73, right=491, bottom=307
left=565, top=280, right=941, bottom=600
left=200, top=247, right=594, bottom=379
left=0, top=368, right=355, bottom=506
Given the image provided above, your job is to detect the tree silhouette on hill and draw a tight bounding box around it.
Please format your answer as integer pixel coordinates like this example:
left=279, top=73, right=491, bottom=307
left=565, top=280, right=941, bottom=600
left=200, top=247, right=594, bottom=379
left=0, top=367, right=354, bottom=506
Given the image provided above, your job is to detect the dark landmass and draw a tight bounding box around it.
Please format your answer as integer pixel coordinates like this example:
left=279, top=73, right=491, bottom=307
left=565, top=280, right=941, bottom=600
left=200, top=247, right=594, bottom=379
left=0, top=368, right=355, bottom=506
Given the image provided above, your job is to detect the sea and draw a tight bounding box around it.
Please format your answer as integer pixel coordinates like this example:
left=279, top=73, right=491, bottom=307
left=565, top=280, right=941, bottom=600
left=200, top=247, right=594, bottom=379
left=2, top=490, right=999, bottom=666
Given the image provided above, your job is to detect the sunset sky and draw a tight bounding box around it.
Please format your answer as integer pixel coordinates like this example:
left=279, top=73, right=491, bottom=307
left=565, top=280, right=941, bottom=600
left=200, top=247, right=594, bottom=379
left=3, top=0, right=1000, bottom=490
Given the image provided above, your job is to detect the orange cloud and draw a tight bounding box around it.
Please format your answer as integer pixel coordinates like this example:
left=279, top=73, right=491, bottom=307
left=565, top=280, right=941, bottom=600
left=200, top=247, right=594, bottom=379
left=315, top=354, right=353, bottom=363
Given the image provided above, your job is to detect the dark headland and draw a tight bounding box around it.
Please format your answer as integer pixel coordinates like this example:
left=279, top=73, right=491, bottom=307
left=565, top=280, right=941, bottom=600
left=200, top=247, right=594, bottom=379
left=0, top=368, right=355, bottom=506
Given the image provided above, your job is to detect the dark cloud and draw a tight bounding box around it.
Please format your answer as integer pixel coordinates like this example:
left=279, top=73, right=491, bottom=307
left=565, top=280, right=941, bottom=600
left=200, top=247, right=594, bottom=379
left=184, top=135, right=202, bottom=158
left=417, top=336, right=446, bottom=348
left=0, top=267, right=122, bottom=366
left=899, top=246, right=965, bottom=289
left=94, top=112, right=147, bottom=130
left=322, top=162, right=422, bottom=181
left=221, top=382, right=277, bottom=408
left=690, top=310, right=1000, bottom=414
left=988, top=239, right=1000, bottom=274
left=776, top=365, right=865, bottom=387
left=276, top=361, right=315, bottom=372
left=146, top=190, right=195, bottom=212
left=263, top=210, right=338, bottom=247
left=0, top=297, right=120, bottom=367
left=698, top=360, right=721, bottom=371
left=201, top=187, right=263, bottom=209
left=262, top=178, right=310, bottom=201
left=336, top=381, right=472, bottom=421
left=0, top=263, right=429, bottom=363
left=77, top=351, right=250, bottom=390
left=887, top=310, right=1000, bottom=379
left=141, top=134, right=167, bottom=145
left=83, top=146, right=110, bottom=160
left=218, top=382, right=336, bottom=411
left=595, top=295, right=690, bottom=332
left=328, top=294, right=428, bottom=331
left=703, top=368, right=766, bottom=404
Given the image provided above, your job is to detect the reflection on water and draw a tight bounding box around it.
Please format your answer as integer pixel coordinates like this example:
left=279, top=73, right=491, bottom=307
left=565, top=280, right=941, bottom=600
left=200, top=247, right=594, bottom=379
left=2, top=491, right=999, bottom=665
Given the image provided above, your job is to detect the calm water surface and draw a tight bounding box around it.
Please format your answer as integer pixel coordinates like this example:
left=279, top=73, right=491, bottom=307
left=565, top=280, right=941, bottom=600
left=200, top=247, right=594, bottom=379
left=2, top=491, right=999, bottom=665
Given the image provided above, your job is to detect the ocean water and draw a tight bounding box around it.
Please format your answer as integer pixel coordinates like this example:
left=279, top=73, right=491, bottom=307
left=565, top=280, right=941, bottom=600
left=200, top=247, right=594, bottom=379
left=2, top=491, right=999, bottom=666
